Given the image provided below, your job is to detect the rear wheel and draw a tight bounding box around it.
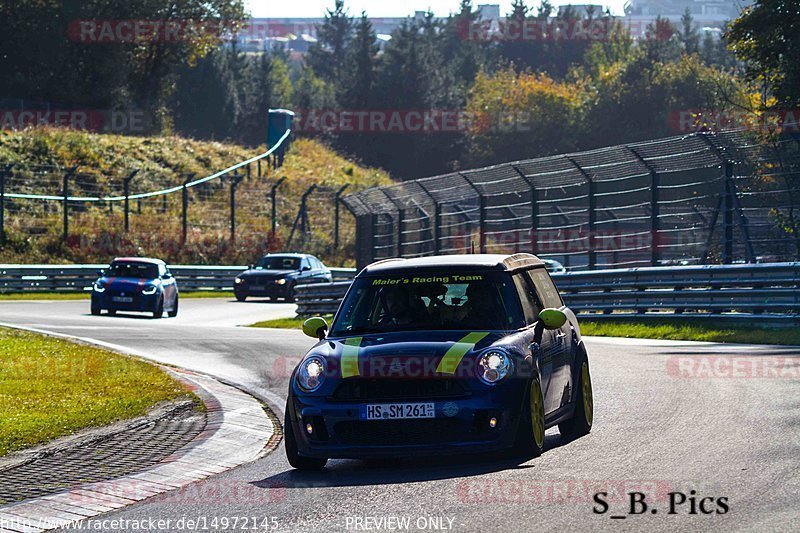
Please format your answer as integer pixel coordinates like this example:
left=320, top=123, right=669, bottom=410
left=284, top=409, right=327, bottom=470
left=152, top=297, right=164, bottom=319
left=107, top=309, right=116, bottom=316
left=513, top=377, right=545, bottom=458
left=559, top=360, right=594, bottom=440
left=91, top=300, right=101, bottom=315
left=168, top=296, right=179, bottom=318
left=235, top=293, right=247, bottom=302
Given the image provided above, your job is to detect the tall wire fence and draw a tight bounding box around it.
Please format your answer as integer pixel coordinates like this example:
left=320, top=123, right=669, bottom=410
left=342, top=130, right=800, bottom=270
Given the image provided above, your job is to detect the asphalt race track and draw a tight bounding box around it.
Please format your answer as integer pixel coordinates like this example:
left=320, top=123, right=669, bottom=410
left=1, top=299, right=798, bottom=532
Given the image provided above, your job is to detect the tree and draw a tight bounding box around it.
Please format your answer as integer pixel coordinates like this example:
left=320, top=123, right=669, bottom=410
left=339, top=13, right=378, bottom=109
left=727, top=0, right=800, bottom=108
left=306, top=0, right=353, bottom=84
left=679, top=7, right=700, bottom=55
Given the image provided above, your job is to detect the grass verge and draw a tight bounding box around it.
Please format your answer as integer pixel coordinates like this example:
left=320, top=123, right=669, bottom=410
left=249, top=316, right=315, bottom=329
left=580, top=319, right=800, bottom=345
left=0, top=291, right=234, bottom=301
left=251, top=316, right=799, bottom=345
left=0, top=327, right=192, bottom=456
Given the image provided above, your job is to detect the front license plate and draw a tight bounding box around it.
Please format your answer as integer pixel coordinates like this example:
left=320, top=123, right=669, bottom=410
left=362, top=402, right=435, bottom=420
left=250, top=285, right=265, bottom=291
left=112, top=296, right=133, bottom=303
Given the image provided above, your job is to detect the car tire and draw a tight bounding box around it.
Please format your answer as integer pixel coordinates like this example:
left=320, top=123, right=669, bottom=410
left=153, top=297, right=164, bottom=319
left=513, top=376, right=546, bottom=458
left=235, top=293, right=247, bottom=302
left=108, top=309, right=116, bottom=316
left=91, top=303, right=101, bottom=316
left=558, top=359, right=593, bottom=440
left=284, top=409, right=327, bottom=470
left=168, top=296, right=179, bottom=318
left=286, top=286, right=296, bottom=303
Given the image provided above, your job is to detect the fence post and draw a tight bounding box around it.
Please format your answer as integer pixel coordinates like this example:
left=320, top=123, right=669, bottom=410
left=287, top=184, right=317, bottom=250
left=257, top=159, right=262, bottom=178
left=334, top=184, right=349, bottom=250
left=628, top=147, right=660, bottom=266
left=229, top=172, right=243, bottom=243
left=181, top=174, right=194, bottom=245
left=722, top=162, right=734, bottom=264
left=123, top=170, right=139, bottom=233
left=270, top=176, right=286, bottom=237
left=62, top=167, right=77, bottom=244
left=417, top=182, right=439, bottom=255
left=460, top=173, right=486, bottom=253
left=587, top=177, right=597, bottom=268
left=396, top=208, right=405, bottom=257
left=0, top=164, right=12, bottom=245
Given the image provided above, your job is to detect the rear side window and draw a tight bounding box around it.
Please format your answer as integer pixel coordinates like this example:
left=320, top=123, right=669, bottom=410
left=527, top=268, right=563, bottom=308
left=513, top=273, right=544, bottom=325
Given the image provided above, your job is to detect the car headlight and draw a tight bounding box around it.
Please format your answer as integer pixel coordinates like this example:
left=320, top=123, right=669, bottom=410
left=478, top=350, right=514, bottom=385
left=297, top=355, right=326, bottom=392
left=235, top=277, right=244, bottom=284
left=142, top=285, right=158, bottom=295
left=93, top=282, right=105, bottom=293
left=275, top=278, right=287, bottom=285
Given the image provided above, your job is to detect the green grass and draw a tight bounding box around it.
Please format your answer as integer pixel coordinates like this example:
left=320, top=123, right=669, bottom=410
left=249, top=316, right=315, bottom=329
left=580, top=319, right=800, bottom=345
left=0, top=291, right=234, bottom=301
left=0, top=327, right=192, bottom=456
left=250, top=316, right=799, bottom=346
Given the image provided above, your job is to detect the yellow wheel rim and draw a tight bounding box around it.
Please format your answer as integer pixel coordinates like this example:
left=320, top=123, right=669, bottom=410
left=530, top=379, right=545, bottom=448
left=582, top=362, right=593, bottom=426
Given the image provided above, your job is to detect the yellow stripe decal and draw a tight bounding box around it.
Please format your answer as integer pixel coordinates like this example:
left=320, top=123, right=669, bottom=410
left=436, top=332, right=490, bottom=374
left=341, top=336, right=363, bottom=378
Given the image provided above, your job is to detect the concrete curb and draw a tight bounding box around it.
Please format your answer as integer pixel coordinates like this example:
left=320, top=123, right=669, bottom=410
left=0, top=344, right=280, bottom=532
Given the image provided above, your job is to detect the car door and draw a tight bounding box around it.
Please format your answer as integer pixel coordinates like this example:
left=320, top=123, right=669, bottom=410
left=526, top=267, right=573, bottom=411
left=160, top=264, right=177, bottom=305
left=512, top=272, right=560, bottom=415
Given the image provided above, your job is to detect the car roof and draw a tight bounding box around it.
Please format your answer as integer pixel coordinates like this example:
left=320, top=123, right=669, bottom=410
left=360, top=254, right=545, bottom=275
left=262, top=253, right=311, bottom=259
left=112, top=257, right=166, bottom=265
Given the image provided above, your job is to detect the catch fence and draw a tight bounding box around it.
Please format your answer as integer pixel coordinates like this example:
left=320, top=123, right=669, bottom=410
left=342, top=130, right=800, bottom=270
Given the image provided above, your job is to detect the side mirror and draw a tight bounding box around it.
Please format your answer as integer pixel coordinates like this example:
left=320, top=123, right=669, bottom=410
left=538, top=308, right=567, bottom=330
left=249, top=264, right=255, bottom=270
left=98, top=269, right=105, bottom=276
left=302, top=316, right=328, bottom=340
left=302, top=266, right=312, bottom=272
left=163, top=272, right=172, bottom=280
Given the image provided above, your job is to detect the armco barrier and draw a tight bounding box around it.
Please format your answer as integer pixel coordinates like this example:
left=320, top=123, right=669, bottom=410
left=294, top=263, right=800, bottom=322
left=0, top=265, right=356, bottom=293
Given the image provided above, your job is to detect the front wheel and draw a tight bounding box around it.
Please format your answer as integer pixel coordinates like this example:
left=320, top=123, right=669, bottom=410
left=152, top=297, right=164, bottom=319
left=168, top=296, right=179, bottom=318
left=91, top=302, right=101, bottom=316
left=235, top=293, right=247, bottom=302
left=512, top=377, right=546, bottom=458
left=284, top=409, right=327, bottom=470
left=559, top=360, right=594, bottom=440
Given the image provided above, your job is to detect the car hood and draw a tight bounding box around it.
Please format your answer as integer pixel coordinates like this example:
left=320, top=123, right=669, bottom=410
left=310, top=330, right=514, bottom=379
left=240, top=269, right=295, bottom=279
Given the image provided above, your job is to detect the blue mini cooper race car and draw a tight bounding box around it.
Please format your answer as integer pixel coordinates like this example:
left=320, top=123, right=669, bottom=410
left=91, top=258, right=179, bottom=319
left=285, top=254, right=594, bottom=469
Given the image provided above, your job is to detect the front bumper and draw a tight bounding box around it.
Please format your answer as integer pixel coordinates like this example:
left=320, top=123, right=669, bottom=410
left=235, top=282, right=291, bottom=298
left=288, top=387, right=524, bottom=459
left=92, top=291, right=160, bottom=312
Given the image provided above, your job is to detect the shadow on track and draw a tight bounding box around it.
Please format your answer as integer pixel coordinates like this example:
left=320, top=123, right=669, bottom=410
left=252, top=433, right=578, bottom=490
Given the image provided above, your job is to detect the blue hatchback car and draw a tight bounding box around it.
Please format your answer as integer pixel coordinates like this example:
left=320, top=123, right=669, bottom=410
left=285, top=254, right=594, bottom=469
left=91, top=258, right=179, bottom=319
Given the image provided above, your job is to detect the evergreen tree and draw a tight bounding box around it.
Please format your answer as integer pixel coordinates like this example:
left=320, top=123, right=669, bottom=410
left=680, top=7, right=700, bottom=55
left=306, top=0, right=353, bottom=85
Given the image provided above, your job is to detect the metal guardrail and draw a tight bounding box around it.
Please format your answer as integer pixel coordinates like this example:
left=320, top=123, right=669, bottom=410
left=0, top=265, right=356, bottom=292
left=294, top=263, right=800, bottom=323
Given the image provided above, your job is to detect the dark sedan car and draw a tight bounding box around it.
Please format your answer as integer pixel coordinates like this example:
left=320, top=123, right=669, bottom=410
left=91, top=257, right=179, bottom=318
left=234, top=253, right=332, bottom=302
left=284, top=253, right=593, bottom=470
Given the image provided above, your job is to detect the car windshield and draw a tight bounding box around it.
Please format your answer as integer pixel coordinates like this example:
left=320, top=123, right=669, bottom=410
left=330, top=271, right=524, bottom=335
left=107, top=262, right=159, bottom=279
left=256, top=256, right=301, bottom=271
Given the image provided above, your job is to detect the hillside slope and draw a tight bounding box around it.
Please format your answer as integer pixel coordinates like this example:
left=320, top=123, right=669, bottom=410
left=0, top=128, right=392, bottom=265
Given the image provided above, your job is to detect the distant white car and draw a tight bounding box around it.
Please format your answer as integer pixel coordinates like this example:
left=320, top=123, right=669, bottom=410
left=541, top=259, right=566, bottom=274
